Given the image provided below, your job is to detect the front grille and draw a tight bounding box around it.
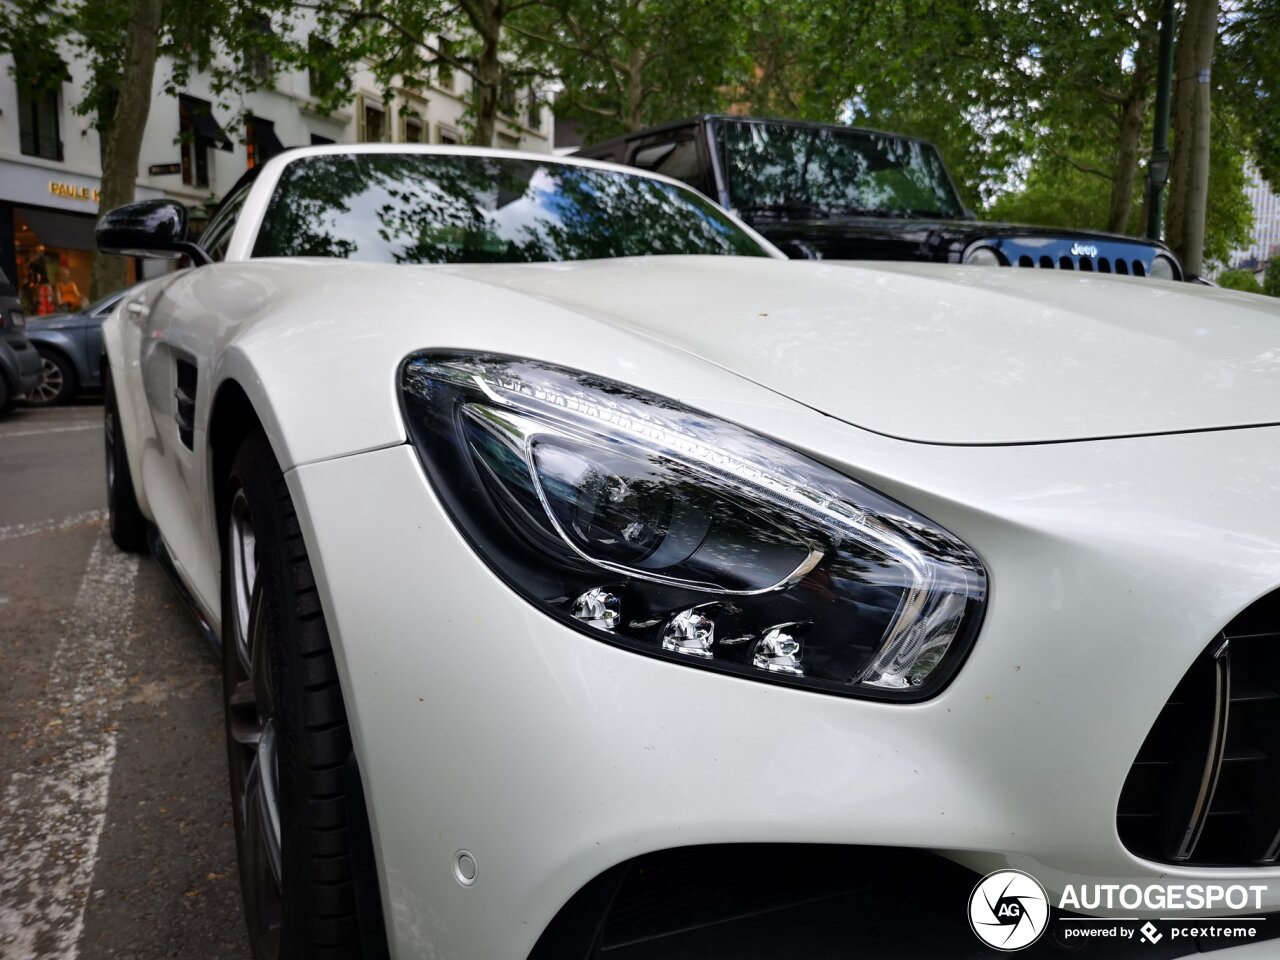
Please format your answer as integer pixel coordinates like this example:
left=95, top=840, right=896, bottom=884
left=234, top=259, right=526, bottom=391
left=1118, top=589, right=1280, bottom=865
left=1014, top=253, right=1146, bottom=276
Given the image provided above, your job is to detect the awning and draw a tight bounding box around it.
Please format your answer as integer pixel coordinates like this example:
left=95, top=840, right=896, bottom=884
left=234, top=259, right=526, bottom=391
left=17, top=206, right=97, bottom=251
left=179, top=94, right=233, bottom=152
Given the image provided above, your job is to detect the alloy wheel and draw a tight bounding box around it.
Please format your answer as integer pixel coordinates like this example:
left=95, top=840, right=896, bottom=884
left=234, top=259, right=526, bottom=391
left=225, top=491, right=283, bottom=958
left=29, top=356, right=64, bottom=405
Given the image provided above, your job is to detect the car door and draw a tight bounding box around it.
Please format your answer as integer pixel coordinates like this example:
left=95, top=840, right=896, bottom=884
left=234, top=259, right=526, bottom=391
left=136, top=180, right=255, bottom=623
left=83, top=293, right=124, bottom=388
left=624, top=125, right=718, bottom=201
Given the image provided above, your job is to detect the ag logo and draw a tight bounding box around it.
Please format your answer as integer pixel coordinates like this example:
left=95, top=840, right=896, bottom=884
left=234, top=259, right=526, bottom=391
left=968, top=869, right=1050, bottom=951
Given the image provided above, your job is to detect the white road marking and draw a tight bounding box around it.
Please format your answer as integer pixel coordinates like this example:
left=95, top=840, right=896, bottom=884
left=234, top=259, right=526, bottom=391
left=0, top=424, right=98, bottom=440
left=0, top=511, right=106, bottom=543
left=0, top=533, right=139, bottom=960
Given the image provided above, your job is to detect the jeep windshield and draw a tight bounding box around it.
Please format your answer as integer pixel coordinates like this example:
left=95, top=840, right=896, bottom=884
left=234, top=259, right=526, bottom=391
left=716, top=119, right=965, bottom=221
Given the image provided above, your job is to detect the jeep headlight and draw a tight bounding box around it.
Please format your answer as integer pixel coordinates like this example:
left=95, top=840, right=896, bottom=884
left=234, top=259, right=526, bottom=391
left=400, top=354, right=987, bottom=700
left=1150, top=254, right=1178, bottom=281
left=964, top=246, right=1002, bottom=267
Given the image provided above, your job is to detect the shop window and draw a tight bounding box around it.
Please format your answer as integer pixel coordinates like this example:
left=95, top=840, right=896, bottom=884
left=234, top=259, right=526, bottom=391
left=245, top=116, right=284, bottom=169
left=436, top=37, right=454, bottom=92
left=357, top=95, right=386, bottom=143
left=526, top=91, right=541, bottom=130
left=178, top=95, right=232, bottom=189
left=11, top=208, right=101, bottom=316
left=18, top=86, right=62, bottom=162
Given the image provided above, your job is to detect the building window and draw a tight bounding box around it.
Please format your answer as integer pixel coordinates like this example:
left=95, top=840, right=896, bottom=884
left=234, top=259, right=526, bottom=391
left=244, top=13, right=274, bottom=82
left=497, top=132, right=519, bottom=151
left=498, top=79, right=517, bottom=118
left=178, top=94, right=231, bottom=188
left=18, top=85, right=62, bottom=161
left=526, top=91, right=542, bottom=130
left=437, top=124, right=458, bottom=145
left=310, top=133, right=335, bottom=145
left=308, top=35, right=341, bottom=99
left=356, top=95, right=386, bottom=142
left=436, top=37, right=454, bottom=92
left=245, top=116, right=284, bottom=169
left=403, top=113, right=426, bottom=143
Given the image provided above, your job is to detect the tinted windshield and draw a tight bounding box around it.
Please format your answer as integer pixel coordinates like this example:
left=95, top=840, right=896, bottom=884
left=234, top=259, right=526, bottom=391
left=253, top=153, right=769, bottom=263
left=717, top=120, right=964, bottom=220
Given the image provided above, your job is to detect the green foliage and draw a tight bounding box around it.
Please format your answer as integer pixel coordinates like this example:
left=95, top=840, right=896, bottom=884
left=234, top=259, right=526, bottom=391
left=1265, top=258, right=1280, bottom=297
left=1218, top=269, right=1265, bottom=292
left=518, top=0, right=749, bottom=142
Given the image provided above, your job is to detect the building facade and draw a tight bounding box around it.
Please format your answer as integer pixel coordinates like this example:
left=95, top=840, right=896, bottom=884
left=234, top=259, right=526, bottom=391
left=0, top=33, right=552, bottom=312
left=1228, top=164, right=1280, bottom=273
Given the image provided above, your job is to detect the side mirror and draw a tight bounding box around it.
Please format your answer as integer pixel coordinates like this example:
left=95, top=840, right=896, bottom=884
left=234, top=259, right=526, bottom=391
left=95, top=199, right=212, bottom=266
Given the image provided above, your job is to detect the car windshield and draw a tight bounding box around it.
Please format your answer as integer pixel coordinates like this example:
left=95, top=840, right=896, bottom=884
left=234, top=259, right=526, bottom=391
left=253, top=153, right=770, bottom=263
left=716, top=120, right=965, bottom=220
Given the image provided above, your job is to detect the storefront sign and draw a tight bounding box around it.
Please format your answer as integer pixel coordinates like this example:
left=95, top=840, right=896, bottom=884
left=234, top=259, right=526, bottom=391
left=48, top=182, right=101, bottom=204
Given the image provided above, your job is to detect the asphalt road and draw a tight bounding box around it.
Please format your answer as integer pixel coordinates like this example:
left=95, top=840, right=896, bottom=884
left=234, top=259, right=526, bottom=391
left=0, top=403, right=246, bottom=960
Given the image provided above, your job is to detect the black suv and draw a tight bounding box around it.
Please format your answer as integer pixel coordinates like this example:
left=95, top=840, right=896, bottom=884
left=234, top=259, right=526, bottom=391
left=578, top=115, right=1184, bottom=281
left=0, top=267, right=41, bottom=412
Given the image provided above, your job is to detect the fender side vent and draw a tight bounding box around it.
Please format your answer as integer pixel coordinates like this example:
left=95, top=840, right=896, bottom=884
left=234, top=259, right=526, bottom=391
left=1117, top=588, right=1280, bottom=865
left=175, top=357, right=197, bottom=450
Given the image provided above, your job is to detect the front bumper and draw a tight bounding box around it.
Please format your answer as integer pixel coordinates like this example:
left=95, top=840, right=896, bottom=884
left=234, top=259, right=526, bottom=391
left=289, top=417, right=1280, bottom=959
left=8, top=339, right=41, bottom=398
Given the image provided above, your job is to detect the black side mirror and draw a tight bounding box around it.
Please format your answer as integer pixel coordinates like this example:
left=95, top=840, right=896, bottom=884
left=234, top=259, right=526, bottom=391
left=95, top=199, right=212, bottom=266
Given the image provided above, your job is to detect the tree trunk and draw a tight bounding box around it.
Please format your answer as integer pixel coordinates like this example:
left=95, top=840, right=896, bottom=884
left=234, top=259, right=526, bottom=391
left=1107, top=85, right=1148, bottom=233
left=462, top=0, right=502, bottom=146
left=622, top=46, right=646, bottom=131
left=1165, top=0, right=1219, bottom=273
left=90, top=0, right=164, bottom=300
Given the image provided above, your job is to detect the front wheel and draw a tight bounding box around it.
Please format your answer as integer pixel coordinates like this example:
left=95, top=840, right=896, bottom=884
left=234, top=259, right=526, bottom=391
left=29, top=349, right=76, bottom=405
left=104, top=369, right=148, bottom=552
left=221, top=430, right=365, bottom=960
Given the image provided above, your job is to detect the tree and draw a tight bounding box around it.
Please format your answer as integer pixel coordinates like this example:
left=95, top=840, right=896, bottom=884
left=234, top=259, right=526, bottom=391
left=512, top=0, right=747, bottom=141
left=1218, top=269, right=1264, bottom=293
left=1265, top=259, right=1280, bottom=297
left=93, top=0, right=164, bottom=300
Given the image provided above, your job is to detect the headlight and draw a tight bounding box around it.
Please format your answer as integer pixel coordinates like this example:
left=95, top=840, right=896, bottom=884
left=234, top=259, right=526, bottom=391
left=1150, top=254, right=1178, bottom=281
left=964, top=246, right=1002, bottom=267
left=400, top=354, right=987, bottom=700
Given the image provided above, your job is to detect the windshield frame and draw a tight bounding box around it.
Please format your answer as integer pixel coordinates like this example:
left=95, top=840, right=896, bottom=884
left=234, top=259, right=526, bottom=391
left=228, top=145, right=785, bottom=264
left=710, top=117, right=967, bottom=222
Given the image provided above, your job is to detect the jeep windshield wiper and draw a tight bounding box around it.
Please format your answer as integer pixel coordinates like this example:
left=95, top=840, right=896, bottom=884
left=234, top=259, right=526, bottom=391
left=735, top=202, right=832, bottom=220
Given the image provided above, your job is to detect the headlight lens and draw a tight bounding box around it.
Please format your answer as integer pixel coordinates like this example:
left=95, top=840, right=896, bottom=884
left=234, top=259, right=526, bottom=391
left=1150, top=254, right=1178, bottom=281
left=964, top=246, right=1002, bottom=266
left=401, top=354, right=987, bottom=700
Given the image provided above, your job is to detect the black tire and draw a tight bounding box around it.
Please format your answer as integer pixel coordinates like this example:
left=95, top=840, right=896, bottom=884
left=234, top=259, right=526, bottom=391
left=0, top=374, right=10, bottom=414
left=221, top=429, right=363, bottom=960
left=29, top=348, right=77, bottom=406
left=104, top=369, right=149, bottom=552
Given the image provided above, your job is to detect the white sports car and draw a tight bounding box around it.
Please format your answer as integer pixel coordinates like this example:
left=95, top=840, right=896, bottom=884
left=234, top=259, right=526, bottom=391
left=98, top=145, right=1280, bottom=959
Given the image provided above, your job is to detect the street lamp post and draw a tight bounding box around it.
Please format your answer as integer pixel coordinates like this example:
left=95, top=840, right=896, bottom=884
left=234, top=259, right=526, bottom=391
left=1146, top=0, right=1177, bottom=240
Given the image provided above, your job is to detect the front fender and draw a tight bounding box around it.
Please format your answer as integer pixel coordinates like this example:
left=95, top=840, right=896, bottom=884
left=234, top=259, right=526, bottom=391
left=27, top=327, right=90, bottom=383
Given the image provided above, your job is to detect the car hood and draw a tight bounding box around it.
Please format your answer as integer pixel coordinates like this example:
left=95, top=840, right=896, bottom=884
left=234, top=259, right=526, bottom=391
left=438, top=256, right=1280, bottom=445
left=24, top=311, right=82, bottom=331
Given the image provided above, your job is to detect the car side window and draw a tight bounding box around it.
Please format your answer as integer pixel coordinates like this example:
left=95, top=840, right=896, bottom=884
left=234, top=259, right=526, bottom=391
left=201, top=184, right=252, bottom=262
left=627, top=132, right=711, bottom=197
